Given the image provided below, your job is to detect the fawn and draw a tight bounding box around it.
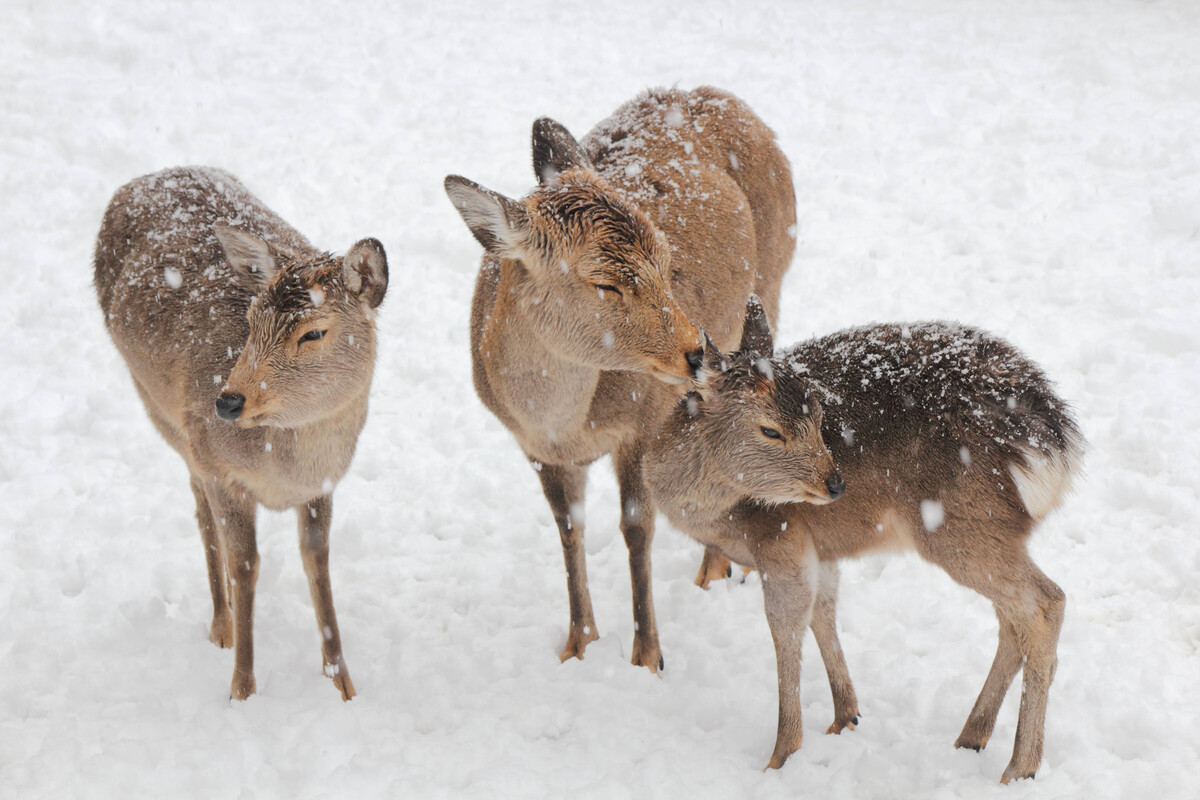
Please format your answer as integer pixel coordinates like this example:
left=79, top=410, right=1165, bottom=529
left=94, top=166, right=388, bottom=700
left=444, top=87, right=796, bottom=671
left=645, top=297, right=1084, bottom=783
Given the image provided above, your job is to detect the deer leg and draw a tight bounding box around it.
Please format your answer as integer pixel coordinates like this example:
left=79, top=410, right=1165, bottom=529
left=205, top=482, right=258, bottom=700
left=614, top=444, right=663, bottom=672
left=694, top=547, right=733, bottom=589
left=758, top=538, right=819, bottom=770
left=535, top=462, right=599, bottom=662
left=941, top=545, right=1065, bottom=783
left=955, top=609, right=1022, bottom=753
left=810, top=560, right=859, bottom=734
left=999, top=566, right=1065, bottom=784
left=297, top=495, right=355, bottom=700
left=191, top=476, right=231, bottom=648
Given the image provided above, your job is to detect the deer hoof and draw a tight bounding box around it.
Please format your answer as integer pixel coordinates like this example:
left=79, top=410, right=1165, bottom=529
left=229, top=670, right=256, bottom=701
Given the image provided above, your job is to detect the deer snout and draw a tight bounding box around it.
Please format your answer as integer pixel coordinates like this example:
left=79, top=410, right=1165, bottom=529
left=825, top=473, right=845, bottom=501
left=685, top=348, right=704, bottom=378
left=215, top=392, right=245, bottom=422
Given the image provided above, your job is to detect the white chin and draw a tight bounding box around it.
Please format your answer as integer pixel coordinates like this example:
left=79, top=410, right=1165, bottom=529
left=652, top=372, right=688, bottom=385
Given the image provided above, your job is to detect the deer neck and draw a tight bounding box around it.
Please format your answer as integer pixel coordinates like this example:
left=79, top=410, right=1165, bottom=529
left=648, top=410, right=745, bottom=529
left=479, top=264, right=606, bottom=456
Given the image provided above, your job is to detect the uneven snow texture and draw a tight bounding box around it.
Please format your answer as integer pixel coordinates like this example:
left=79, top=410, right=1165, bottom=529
left=3, top=1, right=1199, bottom=798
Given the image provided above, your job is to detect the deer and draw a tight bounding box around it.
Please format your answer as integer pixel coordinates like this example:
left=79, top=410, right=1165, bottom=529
left=645, top=296, right=1085, bottom=783
left=94, top=166, right=389, bottom=701
left=444, top=86, right=796, bottom=672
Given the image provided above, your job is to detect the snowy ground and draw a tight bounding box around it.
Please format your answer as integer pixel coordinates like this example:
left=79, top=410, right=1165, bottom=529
left=3, top=1, right=1199, bottom=797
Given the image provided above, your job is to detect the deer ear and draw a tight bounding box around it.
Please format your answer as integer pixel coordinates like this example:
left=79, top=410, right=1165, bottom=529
left=342, top=238, right=388, bottom=308
left=701, top=331, right=729, bottom=377
left=532, top=118, right=592, bottom=185
left=444, top=175, right=526, bottom=258
left=738, top=294, right=774, bottom=358
left=214, top=222, right=276, bottom=292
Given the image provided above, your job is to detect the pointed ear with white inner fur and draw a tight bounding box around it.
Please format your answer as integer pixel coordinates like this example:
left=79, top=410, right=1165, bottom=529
left=444, top=175, right=527, bottom=259
left=214, top=222, right=276, bottom=292
left=342, top=238, right=388, bottom=308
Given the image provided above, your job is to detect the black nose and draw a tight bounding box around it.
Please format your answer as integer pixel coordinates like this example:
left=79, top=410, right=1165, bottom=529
left=215, top=392, right=245, bottom=422
left=685, top=348, right=704, bottom=376
left=825, top=474, right=845, bottom=501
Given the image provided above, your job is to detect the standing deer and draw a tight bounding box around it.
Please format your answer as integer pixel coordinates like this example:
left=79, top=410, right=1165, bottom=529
left=645, top=297, right=1084, bottom=783
left=94, top=166, right=388, bottom=700
left=444, top=87, right=796, bottom=670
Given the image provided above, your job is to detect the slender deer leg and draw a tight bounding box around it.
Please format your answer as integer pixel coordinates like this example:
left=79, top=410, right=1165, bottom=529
left=939, top=544, right=1065, bottom=783
left=614, top=443, right=663, bottom=672
left=810, top=560, right=859, bottom=734
left=694, top=547, right=733, bottom=589
left=205, top=482, right=258, bottom=700
left=758, top=538, right=819, bottom=770
left=535, top=462, right=599, bottom=661
left=955, top=610, right=1022, bottom=753
left=191, top=476, right=231, bottom=648
left=1000, top=566, right=1065, bottom=783
left=297, top=495, right=355, bottom=700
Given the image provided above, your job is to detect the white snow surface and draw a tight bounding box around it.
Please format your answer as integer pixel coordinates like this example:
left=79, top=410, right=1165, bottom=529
left=3, top=1, right=1199, bottom=798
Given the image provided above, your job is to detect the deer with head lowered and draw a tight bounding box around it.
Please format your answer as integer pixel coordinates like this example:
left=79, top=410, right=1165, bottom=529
left=444, top=87, right=796, bottom=671
left=645, top=297, right=1084, bottom=783
left=94, top=166, right=388, bottom=700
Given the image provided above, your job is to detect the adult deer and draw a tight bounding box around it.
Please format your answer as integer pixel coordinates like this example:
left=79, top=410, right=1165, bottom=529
left=95, top=166, right=388, bottom=700
left=445, top=87, right=796, bottom=670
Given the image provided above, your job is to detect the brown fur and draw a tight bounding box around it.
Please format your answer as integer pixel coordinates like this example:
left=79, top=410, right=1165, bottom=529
left=445, top=87, right=796, bottom=670
left=94, top=166, right=388, bottom=700
left=645, top=299, right=1084, bottom=783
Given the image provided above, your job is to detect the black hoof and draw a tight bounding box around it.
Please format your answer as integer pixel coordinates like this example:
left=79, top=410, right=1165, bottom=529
left=658, top=655, right=665, bottom=671
left=725, top=565, right=732, bottom=578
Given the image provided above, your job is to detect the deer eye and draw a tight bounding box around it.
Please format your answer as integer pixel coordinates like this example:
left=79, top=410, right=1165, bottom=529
left=760, top=426, right=783, bottom=440
left=299, top=329, right=326, bottom=344
left=594, top=284, right=623, bottom=298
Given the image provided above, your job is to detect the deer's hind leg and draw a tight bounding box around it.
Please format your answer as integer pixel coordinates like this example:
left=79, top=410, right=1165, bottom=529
left=535, top=462, right=599, bottom=662
left=939, top=539, right=1065, bottom=784
left=694, top=547, right=733, bottom=589
left=954, top=609, right=1022, bottom=753
left=191, top=476, right=231, bottom=648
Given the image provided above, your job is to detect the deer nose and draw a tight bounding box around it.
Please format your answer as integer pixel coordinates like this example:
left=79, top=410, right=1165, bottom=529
left=215, top=392, right=245, bottom=422
left=685, top=348, right=704, bottom=377
left=825, top=474, right=845, bottom=501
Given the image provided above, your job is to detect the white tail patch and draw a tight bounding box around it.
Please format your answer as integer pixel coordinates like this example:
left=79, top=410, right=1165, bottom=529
left=1009, top=435, right=1084, bottom=520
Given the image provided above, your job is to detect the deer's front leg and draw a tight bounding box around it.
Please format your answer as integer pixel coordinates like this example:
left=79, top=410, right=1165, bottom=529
left=191, top=476, right=231, bottom=648
left=810, top=560, right=859, bottom=734
left=535, top=461, right=599, bottom=662
left=205, top=482, right=258, bottom=700
left=614, top=443, right=663, bottom=672
left=297, top=495, right=355, bottom=700
left=757, top=536, right=819, bottom=769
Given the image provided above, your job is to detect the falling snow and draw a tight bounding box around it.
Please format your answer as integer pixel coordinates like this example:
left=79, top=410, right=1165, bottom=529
left=5, top=3, right=1198, bottom=800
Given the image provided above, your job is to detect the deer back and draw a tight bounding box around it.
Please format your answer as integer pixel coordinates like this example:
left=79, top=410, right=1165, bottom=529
left=584, top=85, right=796, bottom=349
left=649, top=319, right=1084, bottom=563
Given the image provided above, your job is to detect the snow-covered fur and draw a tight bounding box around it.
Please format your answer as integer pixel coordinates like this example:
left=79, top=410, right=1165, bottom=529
left=645, top=298, right=1085, bottom=784
left=94, top=166, right=388, bottom=702
left=443, top=87, right=796, bottom=671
